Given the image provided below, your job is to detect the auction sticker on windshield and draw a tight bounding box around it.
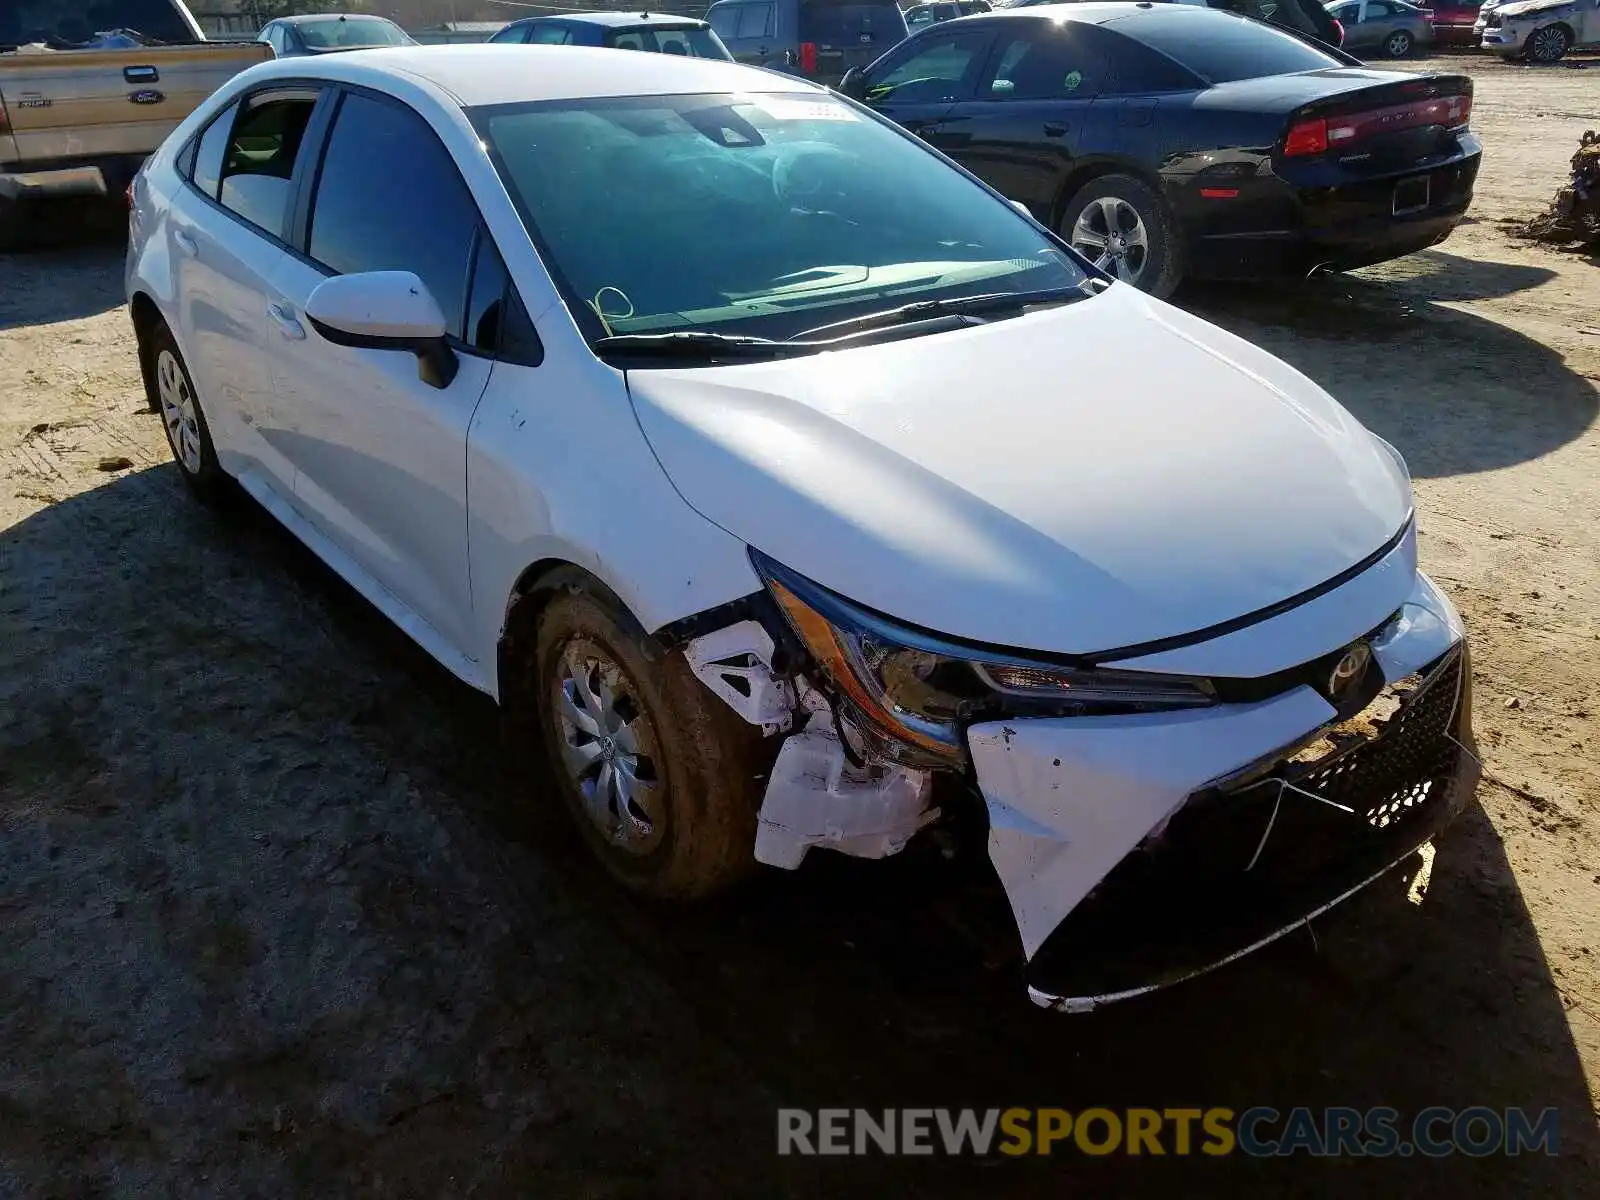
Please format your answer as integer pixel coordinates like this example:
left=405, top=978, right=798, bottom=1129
left=747, top=96, right=860, bottom=121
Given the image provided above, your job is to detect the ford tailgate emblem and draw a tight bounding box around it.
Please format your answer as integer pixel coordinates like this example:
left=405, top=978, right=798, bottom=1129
left=129, top=89, right=165, bottom=105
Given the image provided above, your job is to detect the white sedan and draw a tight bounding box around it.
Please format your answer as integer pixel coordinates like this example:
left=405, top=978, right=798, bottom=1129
left=126, top=45, right=1479, bottom=1010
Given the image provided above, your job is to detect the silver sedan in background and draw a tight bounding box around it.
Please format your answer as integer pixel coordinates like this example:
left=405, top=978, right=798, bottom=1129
left=1326, top=0, right=1436, bottom=55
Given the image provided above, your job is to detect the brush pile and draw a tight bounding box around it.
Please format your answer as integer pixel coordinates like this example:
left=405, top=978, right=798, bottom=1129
left=1517, top=129, right=1600, bottom=252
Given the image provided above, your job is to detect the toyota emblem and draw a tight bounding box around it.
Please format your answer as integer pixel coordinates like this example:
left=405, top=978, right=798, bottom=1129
left=1327, top=641, right=1372, bottom=701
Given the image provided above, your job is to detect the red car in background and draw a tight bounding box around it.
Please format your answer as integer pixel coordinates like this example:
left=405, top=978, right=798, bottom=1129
left=1419, top=0, right=1486, bottom=42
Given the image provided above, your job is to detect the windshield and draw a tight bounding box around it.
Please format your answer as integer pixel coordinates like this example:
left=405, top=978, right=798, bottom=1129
left=1, top=0, right=193, bottom=46
left=798, top=0, right=908, bottom=43
left=474, top=92, right=1088, bottom=344
left=296, top=16, right=410, bottom=48
left=604, top=25, right=730, bottom=57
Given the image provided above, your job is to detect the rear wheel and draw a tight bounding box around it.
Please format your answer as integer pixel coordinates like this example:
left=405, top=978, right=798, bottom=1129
left=1383, top=28, right=1414, bottom=57
left=1526, top=23, right=1570, bottom=62
left=529, top=584, right=765, bottom=899
left=1060, top=173, right=1182, bottom=298
left=147, top=322, right=225, bottom=499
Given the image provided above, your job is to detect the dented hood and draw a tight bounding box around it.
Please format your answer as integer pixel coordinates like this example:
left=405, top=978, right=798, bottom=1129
left=626, top=285, right=1412, bottom=657
left=1494, top=0, right=1577, bottom=15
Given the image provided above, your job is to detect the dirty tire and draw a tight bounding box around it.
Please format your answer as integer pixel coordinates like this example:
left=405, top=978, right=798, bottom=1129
left=1060, top=173, right=1183, bottom=299
left=1383, top=29, right=1414, bottom=57
left=1526, top=23, right=1570, bottom=62
left=146, top=321, right=225, bottom=500
left=531, top=585, right=765, bottom=899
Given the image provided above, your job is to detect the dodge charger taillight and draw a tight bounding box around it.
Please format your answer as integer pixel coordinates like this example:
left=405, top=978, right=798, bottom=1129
left=1283, top=92, right=1472, bottom=157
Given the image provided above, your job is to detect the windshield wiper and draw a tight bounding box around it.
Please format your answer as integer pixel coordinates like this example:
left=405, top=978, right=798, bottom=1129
left=792, top=285, right=1092, bottom=343
left=592, top=330, right=808, bottom=362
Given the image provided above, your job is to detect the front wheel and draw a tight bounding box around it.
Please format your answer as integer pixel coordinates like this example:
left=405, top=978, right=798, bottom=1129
left=529, top=584, right=765, bottom=899
left=1060, top=173, right=1183, bottom=298
left=1525, top=23, right=1570, bottom=62
left=1383, top=29, right=1414, bottom=57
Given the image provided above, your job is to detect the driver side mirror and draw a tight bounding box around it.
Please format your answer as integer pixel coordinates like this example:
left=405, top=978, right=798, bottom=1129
left=837, top=66, right=867, bottom=101
left=305, top=271, right=459, bottom=390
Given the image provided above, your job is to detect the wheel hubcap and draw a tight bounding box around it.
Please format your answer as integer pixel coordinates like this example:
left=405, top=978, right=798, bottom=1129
left=1388, top=33, right=1408, bottom=53
left=553, top=639, right=664, bottom=855
left=1531, top=28, right=1562, bottom=57
left=155, top=348, right=202, bottom=475
left=1070, top=196, right=1150, bottom=286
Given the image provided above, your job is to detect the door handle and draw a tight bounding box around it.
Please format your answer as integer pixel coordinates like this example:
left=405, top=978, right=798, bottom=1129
left=267, top=300, right=306, bottom=341
left=1043, top=122, right=1068, bottom=138
left=173, top=229, right=198, bottom=257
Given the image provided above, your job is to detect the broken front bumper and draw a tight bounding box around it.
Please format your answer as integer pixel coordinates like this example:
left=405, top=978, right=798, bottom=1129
left=969, top=574, right=1478, bottom=1011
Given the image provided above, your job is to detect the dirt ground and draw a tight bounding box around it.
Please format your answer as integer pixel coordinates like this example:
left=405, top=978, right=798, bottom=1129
left=2, top=53, right=1598, bottom=1198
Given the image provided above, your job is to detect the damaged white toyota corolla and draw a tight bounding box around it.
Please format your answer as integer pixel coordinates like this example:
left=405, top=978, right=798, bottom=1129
left=127, top=46, right=1479, bottom=1009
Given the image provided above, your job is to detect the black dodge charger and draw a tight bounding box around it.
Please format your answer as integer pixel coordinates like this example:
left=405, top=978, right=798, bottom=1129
left=839, top=3, right=1480, bottom=296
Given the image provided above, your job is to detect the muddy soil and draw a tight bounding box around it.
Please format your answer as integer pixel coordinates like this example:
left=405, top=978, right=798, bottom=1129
left=1, top=53, right=1597, bottom=1198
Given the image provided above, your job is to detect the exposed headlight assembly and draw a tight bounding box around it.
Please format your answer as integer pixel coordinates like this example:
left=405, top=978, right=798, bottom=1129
left=750, top=550, right=1216, bottom=766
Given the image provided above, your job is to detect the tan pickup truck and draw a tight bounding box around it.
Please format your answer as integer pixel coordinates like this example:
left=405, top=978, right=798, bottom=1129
left=1, top=0, right=271, bottom=247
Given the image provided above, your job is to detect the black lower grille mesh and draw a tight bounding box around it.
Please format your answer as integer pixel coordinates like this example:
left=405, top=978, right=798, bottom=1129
left=1026, top=647, right=1470, bottom=1002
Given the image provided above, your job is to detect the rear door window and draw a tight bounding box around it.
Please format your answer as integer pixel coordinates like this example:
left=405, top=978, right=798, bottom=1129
left=216, top=93, right=319, bottom=240
left=189, top=100, right=238, bottom=200
left=981, top=29, right=1105, bottom=100
left=529, top=23, right=573, bottom=44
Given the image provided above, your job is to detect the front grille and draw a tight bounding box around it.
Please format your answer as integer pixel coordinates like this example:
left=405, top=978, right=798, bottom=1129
left=1173, top=644, right=1464, bottom=878
left=1261, top=646, right=1462, bottom=833
left=1026, top=646, right=1468, bottom=1003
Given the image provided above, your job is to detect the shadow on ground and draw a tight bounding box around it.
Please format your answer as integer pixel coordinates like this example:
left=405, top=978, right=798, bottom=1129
left=0, top=234, right=127, bottom=332
left=1183, top=270, right=1597, bottom=479
left=1, top=468, right=1593, bottom=1196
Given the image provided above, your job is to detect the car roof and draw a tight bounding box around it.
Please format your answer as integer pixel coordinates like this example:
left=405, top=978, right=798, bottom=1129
left=241, top=43, right=820, bottom=106
left=277, top=12, right=400, bottom=24
left=954, top=2, right=1281, bottom=28
left=514, top=10, right=710, bottom=26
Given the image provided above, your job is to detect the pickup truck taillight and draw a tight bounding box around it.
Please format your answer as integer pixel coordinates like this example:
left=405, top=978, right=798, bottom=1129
left=799, top=41, right=818, bottom=73
left=1284, top=93, right=1472, bottom=157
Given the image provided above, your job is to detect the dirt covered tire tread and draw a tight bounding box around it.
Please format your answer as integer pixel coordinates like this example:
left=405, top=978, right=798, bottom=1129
left=529, top=582, right=767, bottom=900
